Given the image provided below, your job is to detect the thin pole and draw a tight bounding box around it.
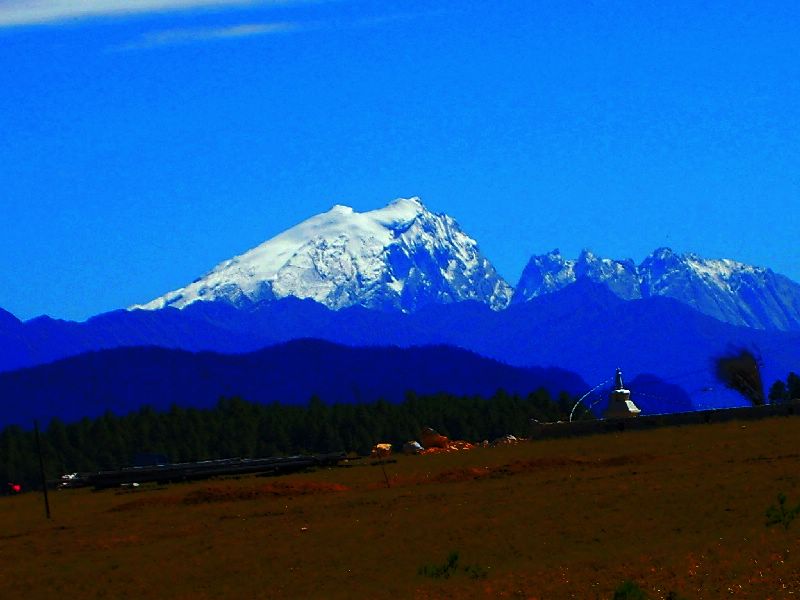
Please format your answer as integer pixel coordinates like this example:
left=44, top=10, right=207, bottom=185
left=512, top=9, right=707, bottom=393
left=379, top=459, right=391, bottom=489
left=33, top=420, right=51, bottom=519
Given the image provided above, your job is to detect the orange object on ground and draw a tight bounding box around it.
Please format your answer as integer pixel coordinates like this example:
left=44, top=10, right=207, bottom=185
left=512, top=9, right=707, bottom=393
left=419, top=439, right=476, bottom=455
left=370, top=443, right=392, bottom=458
left=421, top=427, right=450, bottom=449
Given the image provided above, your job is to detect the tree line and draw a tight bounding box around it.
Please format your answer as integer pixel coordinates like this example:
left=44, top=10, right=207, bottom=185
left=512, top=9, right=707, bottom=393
left=768, top=372, right=800, bottom=405
left=1, top=388, right=581, bottom=490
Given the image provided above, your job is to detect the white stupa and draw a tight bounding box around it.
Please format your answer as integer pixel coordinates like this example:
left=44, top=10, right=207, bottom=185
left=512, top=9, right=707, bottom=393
left=604, top=368, right=641, bottom=419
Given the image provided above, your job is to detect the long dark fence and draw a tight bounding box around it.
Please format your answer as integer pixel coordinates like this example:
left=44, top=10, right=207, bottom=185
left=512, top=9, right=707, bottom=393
left=532, top=401, right=800, bottom=440
left=57, top=453, right=346, bottom=490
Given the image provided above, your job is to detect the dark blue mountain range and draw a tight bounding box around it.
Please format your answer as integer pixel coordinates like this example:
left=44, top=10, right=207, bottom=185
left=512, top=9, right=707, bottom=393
left=1, top=281, right=797, bottom=421
left=0, top=340, right=591, bottom=427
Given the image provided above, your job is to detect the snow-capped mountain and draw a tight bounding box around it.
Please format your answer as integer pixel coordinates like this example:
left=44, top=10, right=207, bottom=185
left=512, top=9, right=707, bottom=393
left=132, top=197, right=513, bottom=313
left=514, top=249, right=642, bottom=301
left=129, top=196, right=799, bottom=329
left=514, top=248, right=800, bottom=331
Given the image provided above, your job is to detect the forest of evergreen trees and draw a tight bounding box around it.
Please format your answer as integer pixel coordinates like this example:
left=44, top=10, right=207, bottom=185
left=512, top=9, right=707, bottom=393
left=1, top=388, right=582, bottom=490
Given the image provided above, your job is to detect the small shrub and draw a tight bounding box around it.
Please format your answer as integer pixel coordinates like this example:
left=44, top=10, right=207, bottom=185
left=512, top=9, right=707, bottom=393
left=418, top=551, right=488, bottom=580
left=418, top=551, right=460, bottom=579
left=766, top=492, right=800, bottom=531
left=613, top=580, right=648, bottom=600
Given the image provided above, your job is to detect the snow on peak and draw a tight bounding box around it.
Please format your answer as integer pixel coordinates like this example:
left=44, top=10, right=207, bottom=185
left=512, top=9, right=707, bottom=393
left=131, top=197, right=512, bottom=313
left=514, top=248, right=640, bottom=302
left=516, top=248, right=800, bottom=330
left=388, top=195, right=424, bottom=210
left=370, top=196, right=426, bottom=228
left=684, top=254, right=756, bottom=281
left=651, top=247, right=676, bottom=259
left=327, top=204, right=354, bottom=215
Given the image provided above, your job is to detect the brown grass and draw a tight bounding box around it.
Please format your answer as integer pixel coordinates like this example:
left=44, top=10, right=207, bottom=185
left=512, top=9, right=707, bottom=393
left=2, top=417, right=800, bottom=598
left=109, top=481, right=350, bottom=512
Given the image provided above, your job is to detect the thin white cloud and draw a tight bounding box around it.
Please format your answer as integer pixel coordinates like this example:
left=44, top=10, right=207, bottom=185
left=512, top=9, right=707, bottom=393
left=112, top=9, right=441, bottom=51
left=0, top=0, right=303, bottom=27
left=117, top=20, right=305, bottom=49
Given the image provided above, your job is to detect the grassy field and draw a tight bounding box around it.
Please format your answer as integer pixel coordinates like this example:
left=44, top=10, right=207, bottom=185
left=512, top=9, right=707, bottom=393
left=2, top=417, right=800, bottom=599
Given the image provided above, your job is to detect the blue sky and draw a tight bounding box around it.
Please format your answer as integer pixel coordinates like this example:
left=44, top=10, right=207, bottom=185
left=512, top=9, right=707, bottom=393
left=1, top=0, right=798, bottom=321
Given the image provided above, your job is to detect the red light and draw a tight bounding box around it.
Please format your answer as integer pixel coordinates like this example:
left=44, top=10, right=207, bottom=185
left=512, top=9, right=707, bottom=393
left=10, top=484, right=21, bottom=493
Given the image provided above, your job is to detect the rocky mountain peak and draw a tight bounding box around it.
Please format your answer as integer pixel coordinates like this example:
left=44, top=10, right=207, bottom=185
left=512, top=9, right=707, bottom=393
left=515, top=248, right=800, bottom=330
left=131, top=197, right=513, bottom=313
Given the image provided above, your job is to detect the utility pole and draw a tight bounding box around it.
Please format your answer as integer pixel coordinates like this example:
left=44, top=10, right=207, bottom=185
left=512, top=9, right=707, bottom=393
left=33, top=420, right=51, bottom=519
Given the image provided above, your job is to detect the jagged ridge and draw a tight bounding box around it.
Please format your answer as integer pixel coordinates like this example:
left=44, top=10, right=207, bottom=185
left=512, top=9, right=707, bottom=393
left=514, top=248, right=800, bottom=330
left=128, top=196, right=800, bottom=330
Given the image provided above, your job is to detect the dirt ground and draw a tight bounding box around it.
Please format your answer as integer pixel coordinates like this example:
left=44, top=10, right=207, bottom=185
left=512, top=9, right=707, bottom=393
left=2, top=417, right=800, bottom=599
